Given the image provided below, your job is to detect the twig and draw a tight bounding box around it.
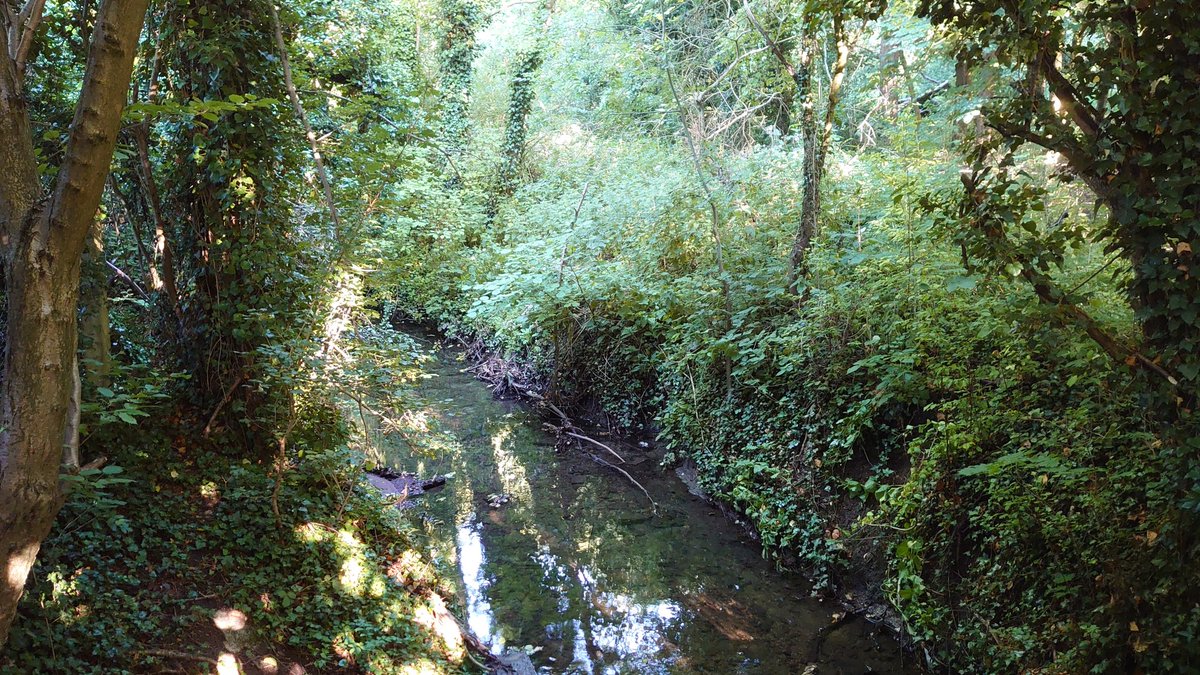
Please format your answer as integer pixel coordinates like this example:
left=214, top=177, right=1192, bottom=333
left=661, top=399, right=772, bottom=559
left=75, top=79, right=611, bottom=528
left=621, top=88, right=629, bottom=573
left=589, top=453, right=657, bottom=514
left=202, top=375, right=245, bottom=437
left=272, top=414, right=299, bottom=529
left=558, top=182, right=590, bottom=287
left=105, top=260, right=149, bottom=299
left=269, top=2, right=340, bottom=244
left=545, top=401, right=571, bottom=425
left=1066, top=251, right=1121, bottom=296
left=564, top=431, right=625, bottom=464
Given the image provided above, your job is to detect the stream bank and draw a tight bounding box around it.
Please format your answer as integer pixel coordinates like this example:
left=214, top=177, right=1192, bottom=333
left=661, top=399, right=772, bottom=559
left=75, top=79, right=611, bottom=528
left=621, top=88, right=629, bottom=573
left=370, top=329, right=913, bottom=674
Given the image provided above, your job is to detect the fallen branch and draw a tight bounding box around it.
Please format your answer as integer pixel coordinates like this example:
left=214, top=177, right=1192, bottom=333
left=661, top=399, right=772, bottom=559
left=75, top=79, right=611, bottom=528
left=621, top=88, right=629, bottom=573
left=79, top=455, right=107, bottom=472
left=453, top=335, right=656, bottom=516
left=135, top=649, right=219, bottom=666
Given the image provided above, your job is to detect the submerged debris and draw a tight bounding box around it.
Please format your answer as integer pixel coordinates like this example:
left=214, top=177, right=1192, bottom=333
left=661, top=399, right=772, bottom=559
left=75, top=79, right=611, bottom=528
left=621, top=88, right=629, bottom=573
left=364, top=467, right=447, bottom=508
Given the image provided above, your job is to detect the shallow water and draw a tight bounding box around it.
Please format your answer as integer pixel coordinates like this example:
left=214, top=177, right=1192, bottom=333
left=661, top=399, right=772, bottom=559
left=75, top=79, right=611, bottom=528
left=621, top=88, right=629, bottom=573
left=379, top=334, right=912, bottom=674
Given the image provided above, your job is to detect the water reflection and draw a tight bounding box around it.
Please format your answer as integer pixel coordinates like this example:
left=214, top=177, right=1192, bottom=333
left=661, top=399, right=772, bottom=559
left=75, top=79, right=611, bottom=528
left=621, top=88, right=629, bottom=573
left=380, top=336, right=911, bottom=674
left=455, top=518, right=494, bottom=647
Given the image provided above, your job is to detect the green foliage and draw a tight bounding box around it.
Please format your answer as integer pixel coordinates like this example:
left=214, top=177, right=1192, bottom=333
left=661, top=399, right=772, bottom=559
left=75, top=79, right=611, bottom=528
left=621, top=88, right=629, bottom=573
left=918, top=0, right=1200, bottom=404
left=15, top=0, right=1195, bottom=671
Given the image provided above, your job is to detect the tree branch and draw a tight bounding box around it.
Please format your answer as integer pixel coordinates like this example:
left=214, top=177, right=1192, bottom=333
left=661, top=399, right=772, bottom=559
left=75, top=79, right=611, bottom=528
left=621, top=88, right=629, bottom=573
left=12, top=0, right=47, bottom=81
left=818, top=12, right=852, bottom=177
left=300, top=88, right=466, bottom=184
left=1038, top=48, right=1100, bottom=138
left=742, top=0, right=796, bottom=82
left=986, top=117, right=1111, bottom=200
left=0, top=21, right=41, bottom=239
left=105, top=259, right=148, bottom=299
left=131, top=124, right=183, bottom=320
left=960, top=171, right=1177, bottom=388
left=47, top=0, right=152, bottom=264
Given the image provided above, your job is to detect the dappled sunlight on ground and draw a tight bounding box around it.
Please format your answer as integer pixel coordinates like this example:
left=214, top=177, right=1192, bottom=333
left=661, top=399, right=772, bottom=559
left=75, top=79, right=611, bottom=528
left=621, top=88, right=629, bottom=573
left=411, top=592, right=468, bottom=661
left=398, top=657, right=453, bottom=675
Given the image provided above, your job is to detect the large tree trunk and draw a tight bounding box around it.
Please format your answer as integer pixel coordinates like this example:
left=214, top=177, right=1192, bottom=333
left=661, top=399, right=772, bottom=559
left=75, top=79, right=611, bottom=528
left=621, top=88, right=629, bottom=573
left=0, top=0, right=150, bottom=647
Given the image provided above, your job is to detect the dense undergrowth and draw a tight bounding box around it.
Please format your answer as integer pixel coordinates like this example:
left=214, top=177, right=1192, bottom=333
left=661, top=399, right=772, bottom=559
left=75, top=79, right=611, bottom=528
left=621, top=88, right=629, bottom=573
left=390, top=171, right=1200, bottom=672
left=386, top=155, right=1199, bottom=671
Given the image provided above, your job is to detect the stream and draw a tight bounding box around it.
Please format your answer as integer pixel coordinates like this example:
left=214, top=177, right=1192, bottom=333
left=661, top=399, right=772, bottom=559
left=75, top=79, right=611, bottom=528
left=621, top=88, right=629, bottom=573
left=374, top=332, right=912, bottom=674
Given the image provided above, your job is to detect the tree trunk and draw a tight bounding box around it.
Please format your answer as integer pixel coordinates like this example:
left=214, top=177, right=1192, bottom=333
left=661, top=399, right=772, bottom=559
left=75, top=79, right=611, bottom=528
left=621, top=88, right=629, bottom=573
left=81, top=218, right=111, bottom=385
left=788, top=13, right=850, bottom=294
left=787, top=34, right=817, bottom=292
left=743, top=3, right=848, bottom=294
left=0, top=0, right=150, bottom=647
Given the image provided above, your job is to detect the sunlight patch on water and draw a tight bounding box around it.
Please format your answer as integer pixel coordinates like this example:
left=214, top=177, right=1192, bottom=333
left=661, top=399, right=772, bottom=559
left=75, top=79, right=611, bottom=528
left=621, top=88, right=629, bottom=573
left=571, top=619, right=595, bottom=673
left=489, top=422, right=533, bottom=507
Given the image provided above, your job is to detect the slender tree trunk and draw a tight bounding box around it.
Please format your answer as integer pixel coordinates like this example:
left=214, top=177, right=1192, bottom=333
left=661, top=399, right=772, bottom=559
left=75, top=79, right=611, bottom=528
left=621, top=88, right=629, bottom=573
left=787, top=33, right=817, bottom=292
left=81, top=217, right=111, bottom=385
left=268, top=2, right=341, bottom=247
left=0, top=0, right=150, bottom=646
left=788, top=13, right=850, bottom=294
left=742, top=0, right=844, bottom=294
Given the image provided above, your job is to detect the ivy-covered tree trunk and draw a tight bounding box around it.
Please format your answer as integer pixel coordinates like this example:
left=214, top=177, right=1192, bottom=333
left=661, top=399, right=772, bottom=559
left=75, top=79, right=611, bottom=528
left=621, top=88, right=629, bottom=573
left=744, top=1, right=851, bottom=294
left=437, top=0, right=483, bottom=179
left=483, top=47, right=544, bottom=230
left=153, top=0, right=313, bottom=450
left=789, top=32, right=817, bottom=291
left=0, top=0, right=150, bottom=646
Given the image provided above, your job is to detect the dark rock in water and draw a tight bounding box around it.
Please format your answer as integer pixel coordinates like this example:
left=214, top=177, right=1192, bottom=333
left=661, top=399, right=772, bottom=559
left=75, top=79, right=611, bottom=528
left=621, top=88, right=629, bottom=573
left=493, top=650, right=537, bottom=675
left=674, top=459, right=708, bottom=500
left=364, top=468, right=447, bottom=508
